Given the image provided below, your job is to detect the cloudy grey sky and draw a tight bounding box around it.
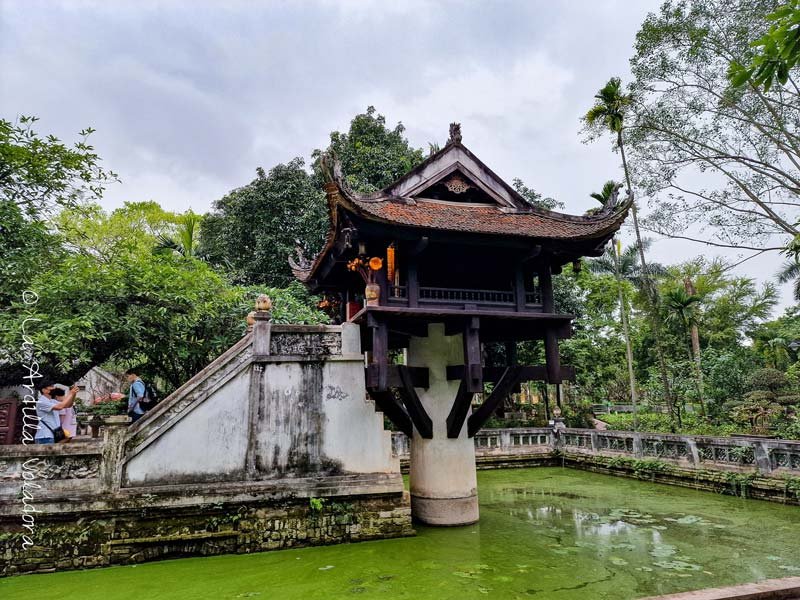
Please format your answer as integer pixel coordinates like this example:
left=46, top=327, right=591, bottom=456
left=1, top=0, right=791, bottom=309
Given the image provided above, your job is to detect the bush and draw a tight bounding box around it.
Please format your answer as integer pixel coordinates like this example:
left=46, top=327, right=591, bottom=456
left=746, top=368, right=789, bottom=393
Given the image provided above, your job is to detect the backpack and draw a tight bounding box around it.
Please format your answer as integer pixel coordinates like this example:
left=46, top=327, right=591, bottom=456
left=140, top=382, right=160, bottom=412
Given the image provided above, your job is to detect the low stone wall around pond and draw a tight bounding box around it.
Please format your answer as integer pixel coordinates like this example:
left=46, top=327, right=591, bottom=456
left=0, top=322, right=411, bottom=578
left=393, top=427, right=800, bottom=504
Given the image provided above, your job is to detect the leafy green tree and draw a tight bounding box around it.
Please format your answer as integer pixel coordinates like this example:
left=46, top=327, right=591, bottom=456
left=156, top=209, right=202, bottom=258
left=778, top=258, right=800, bottom=300
left=729, top=0, right=800, bottom=91
left=628, top=0, right=798, bottom=253
left=199, top=159, right=328, bottom=287
left=589, top=239, right=643, bottom=424
left=663, top=287, right=705, bottom=414
left=0, top=116, right=117, bottom=218
left=0, top=202, right=328, bottom=390
left=584, top=77, right=678, bottom=427
left=512, top=178, right=564, bottom=211
left=312, top=106, right=425, bottom=193
left=1, top=116, right=117, bottom=306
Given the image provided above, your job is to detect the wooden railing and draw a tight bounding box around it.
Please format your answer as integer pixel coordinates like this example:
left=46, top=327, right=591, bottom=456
left=386, top=285, right=544, bottom=309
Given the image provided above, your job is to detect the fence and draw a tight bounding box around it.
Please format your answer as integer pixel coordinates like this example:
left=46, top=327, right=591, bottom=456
left=391, top=428, right=800, bottom=476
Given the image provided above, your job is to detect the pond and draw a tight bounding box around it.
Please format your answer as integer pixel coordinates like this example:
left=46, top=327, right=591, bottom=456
left=2, top=467, right=798, bottom=599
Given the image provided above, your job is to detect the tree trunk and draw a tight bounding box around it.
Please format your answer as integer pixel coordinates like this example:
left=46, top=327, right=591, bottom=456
left=614, top=240, right=639, bottom=429
left=683, top=277, right=706, bottom=416
left=618, top=130, right=679, bottom=429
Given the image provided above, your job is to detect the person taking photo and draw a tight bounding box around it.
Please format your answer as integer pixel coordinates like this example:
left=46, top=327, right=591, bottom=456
left=35, top=380, right=78, bottom=444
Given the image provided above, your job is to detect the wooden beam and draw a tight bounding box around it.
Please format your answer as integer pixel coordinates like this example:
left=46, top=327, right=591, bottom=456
left=407, top=259, right=419, bottom=308
left=544, top=329, right=561, bottom=383
left=368, top=390, right=412, bottom=437
left=467, top=366, right=524, bottom=437
left=397, top=365, right=433, bottom=438
left=514, top=263, right=526, bottom=312
left=463, top=317, right=482, bottom=393
left=367, top=313, right=389, bottom=391
left=446, top=365, right=576, bottom=383
left=385, top=366, right=429, bottom=389
left=408, top=236, right=429, bottom=257
left=445, top=378, right=472, bottom=438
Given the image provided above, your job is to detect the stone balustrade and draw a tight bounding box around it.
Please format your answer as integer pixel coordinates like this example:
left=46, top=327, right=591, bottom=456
left=391, top=428, right=800, bottom=476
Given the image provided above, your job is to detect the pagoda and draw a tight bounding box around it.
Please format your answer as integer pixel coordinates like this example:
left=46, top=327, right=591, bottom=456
left=292, top=124, right=630, bottom=525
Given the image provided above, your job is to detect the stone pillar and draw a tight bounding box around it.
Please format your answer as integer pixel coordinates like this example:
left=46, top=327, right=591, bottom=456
left=407, top=323, right=479, bottom=526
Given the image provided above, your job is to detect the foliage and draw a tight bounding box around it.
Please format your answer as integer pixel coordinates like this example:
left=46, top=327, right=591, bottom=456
left=0, top=115, right=117, bottom=218
left=0, top=202, right=327, bottom=391
left=312, top=106, right=424, bottom=193
left=747, top=368, right=790, bottom=392
left=628, top=0, right=799, bottom=252
left=729, top=0, right=800, bottom=90
left=601, top=412, right=739, bottom=436
left=511, top=178, right=564, bottom=210
left=199, top=159, right=328, bottom=287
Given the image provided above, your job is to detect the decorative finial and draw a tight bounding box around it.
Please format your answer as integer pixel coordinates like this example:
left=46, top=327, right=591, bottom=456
left=448, top=122, right=462, bottom=145
left=255, top=294, right=273, bottom=312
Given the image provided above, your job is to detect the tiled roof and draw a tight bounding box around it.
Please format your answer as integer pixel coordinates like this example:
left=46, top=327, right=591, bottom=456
left=347, top=196, right=630, bottom=241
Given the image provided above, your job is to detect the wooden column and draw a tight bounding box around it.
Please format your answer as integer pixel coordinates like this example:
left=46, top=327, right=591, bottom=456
left=407, top=259, right=419, bottom=308
left=463, top=317, right=482, bottom=393
left=514, top=262, right=526, bottom=312
left=367, top=312, right=389, bottom=391
left=539, top=262, right=562, bottom=384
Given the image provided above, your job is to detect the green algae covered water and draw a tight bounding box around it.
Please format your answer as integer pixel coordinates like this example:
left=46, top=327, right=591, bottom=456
left=2, top=467, right=799, bottom=600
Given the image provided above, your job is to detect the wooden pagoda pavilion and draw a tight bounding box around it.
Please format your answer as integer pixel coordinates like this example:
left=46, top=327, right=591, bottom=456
left=293, top=123, right=630, bottom=437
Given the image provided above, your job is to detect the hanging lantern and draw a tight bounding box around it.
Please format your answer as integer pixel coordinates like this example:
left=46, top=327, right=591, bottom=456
left=386, top=243, right=396, bottom=284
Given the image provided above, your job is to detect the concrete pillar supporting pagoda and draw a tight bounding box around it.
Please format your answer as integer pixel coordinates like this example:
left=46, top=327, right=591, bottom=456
left=407, top=323, right=479, bottom=526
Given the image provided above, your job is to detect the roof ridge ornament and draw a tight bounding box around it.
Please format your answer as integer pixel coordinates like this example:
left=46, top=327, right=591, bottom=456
left=448, top=122, right=462, bottom=145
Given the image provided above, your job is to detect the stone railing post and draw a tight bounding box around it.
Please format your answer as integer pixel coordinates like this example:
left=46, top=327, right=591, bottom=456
left=754, top=442, right=772, bottom=474
left=590, top=431, right=598, bottom=452
left=632, top=432, right=643, bottom=458
left=500, top=429, right=512, bottom=451
left=100, top=419, right=128, bottom=493
left=686, top=438, right=700, bottom=466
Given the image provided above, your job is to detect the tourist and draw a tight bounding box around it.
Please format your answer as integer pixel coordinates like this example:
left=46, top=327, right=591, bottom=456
left=59, top=402, right=79, bottom=438
left=35, top=380, right=78, bottom=444
left=125, top=368, right=146, bottom=423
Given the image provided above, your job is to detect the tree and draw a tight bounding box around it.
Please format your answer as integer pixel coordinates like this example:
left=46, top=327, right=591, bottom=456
left=312, top=106, right=425, bottom=193
left=729, top=0, right=800, bottom=91
left=663, top=287, right=705, bottom=414
left=778, top=258, right=800, bottom=300
left=584, top=76, right=679, bottom=427
left=628, top=0, right=799, bottom=255
left=199, top=159, right=328, bottom=287
left=512, top=178, right=564, bottom=211
left=0, top=202, right=328, bottom=390
left=156, top=209, right=202, bottom=258
left=0, top=115, right=117, bottom=218
left=1, top=116, right=117, bottom=306
left=589, top=238, right=644, bottom=425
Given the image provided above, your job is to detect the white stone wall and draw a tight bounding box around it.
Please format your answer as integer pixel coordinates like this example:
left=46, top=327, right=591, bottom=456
left=121, top=323, right=397, bottom=488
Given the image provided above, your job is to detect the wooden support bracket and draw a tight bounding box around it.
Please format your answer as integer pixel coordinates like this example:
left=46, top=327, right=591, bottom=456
left=445, top=378, right=472, bottom=438
left=467, top=366, right=524, bottom=437
left=396, top=365, right=433, bottom=439
left=463, top=316, right=482, bottom=393
left=368, top=389, right=412, bottom=437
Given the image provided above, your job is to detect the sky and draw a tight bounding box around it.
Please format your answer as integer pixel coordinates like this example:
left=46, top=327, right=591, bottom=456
left=0, top=0, right=791, bottom=311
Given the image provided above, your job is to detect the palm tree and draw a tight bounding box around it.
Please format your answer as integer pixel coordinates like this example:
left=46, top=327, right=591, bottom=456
left=763, top=337, right=790, bottom=370
left=590, top=238, right=641, bottom=428
left=156, top=210, right=202, bottom=258
left=590, top=180, right=621, bottom=207
left=778, top=259, right=800, bottom=300
left=663, top=287, right=706, bottom=416
left=585, top=77, right=679, bottom=428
